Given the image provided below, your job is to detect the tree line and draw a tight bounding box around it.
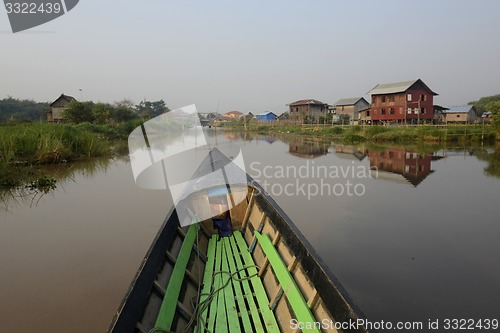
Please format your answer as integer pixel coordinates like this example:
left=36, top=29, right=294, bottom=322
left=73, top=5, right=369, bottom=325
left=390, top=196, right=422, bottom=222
left=62, top=99, right=170, bottom=124
left=469, top=94, right=500, bottom=116
left=468, top=94, right=500, bottom=136
left=0, top=97, right=170, bottom=124
left=0, top=97, right=49, bottom=122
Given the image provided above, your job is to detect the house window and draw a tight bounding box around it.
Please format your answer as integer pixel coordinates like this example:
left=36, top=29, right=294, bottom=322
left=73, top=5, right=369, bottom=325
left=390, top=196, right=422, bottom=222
left=399, top=108, right=403, bottom=114
left=366, top=110, right=370, bottom=116
left=390, top=108, right=395, bottom=115
left=389, top=96, right=395, bottom=102
left=382, top=96, right=386, bottom=103
left=388, top=151, right=394, bottom=158
left=407, top=108, right=412, bottom=114
left=457, top=115, right=460, bottom=118
left=407, top=94, right=412, bottom=101
left=381, top=109, right=386, bottom=115
left=405, top=165, right=410, bottom=173
left=414, top=108, right=419, bottom=114
left=421, top=108, right=425, bottom=114
left=420, top=95, right=426, bottom=101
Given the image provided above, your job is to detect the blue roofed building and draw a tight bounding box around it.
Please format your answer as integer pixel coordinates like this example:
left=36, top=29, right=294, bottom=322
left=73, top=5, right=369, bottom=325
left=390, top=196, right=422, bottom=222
left=443, top=105, right=478, bottom=123
left=255, top=111, right=277, bottom=122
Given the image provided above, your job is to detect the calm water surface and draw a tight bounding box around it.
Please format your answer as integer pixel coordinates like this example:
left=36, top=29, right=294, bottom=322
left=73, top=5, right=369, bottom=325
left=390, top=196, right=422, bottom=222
left=1, top=129, right=499, bottom=332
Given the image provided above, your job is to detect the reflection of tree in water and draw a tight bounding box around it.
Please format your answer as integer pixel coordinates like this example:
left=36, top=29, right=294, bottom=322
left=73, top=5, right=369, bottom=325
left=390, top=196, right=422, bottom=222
left=485, top=150, right=500, bottom=177
left=474, top=144, right=500, bottom=178
left=0, top=158, right=111, bottom=213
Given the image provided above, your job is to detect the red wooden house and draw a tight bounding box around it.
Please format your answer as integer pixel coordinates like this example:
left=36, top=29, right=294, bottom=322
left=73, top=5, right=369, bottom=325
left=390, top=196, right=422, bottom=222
left=367, top=79, right=438, bottom=124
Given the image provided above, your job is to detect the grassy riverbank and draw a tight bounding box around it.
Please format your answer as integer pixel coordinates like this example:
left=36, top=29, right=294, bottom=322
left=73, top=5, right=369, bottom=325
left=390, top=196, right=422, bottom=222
left=0, top=122, right=138, bottom=188
left=221, top=122, right=497, bottom=144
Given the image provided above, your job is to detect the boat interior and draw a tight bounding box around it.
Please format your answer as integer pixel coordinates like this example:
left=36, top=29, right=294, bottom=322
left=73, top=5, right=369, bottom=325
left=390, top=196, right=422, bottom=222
left=108, top=181, right=366, bottom=333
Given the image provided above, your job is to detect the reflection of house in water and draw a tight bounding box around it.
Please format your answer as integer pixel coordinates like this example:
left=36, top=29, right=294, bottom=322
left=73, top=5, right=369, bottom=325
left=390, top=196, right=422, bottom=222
left=223, top=132, right=244, bottom=141
left=288, top=138, right=329, bottom=159
left=432, top=148, right=475, bottom=158
left=333, top=144, right=367, bottom=161
left=262, top=136, right=277, bottom=144
left=368, top=147, right=434, bottom=187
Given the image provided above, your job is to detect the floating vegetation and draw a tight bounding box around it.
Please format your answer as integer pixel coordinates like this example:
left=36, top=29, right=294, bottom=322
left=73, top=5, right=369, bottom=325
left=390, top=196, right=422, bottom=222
left=25, top=177, right=57, bottom=194
left=0, top=158, right=112, bottom=212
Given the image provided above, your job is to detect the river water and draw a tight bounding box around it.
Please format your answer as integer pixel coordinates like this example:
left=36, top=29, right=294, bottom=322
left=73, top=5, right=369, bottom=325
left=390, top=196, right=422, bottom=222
left=1, top=129, right=499, bottom=332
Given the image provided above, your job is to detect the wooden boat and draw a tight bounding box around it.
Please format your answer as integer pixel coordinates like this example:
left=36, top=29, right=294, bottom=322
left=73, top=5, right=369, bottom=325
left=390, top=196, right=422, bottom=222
left=108, top=148, right=369, bottom=333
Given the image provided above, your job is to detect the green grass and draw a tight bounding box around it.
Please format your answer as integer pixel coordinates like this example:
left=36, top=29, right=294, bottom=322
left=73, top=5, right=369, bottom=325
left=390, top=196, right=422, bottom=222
left=0, top=123, right=114, bottom=188
left=0, top=123, right=110, bottom=164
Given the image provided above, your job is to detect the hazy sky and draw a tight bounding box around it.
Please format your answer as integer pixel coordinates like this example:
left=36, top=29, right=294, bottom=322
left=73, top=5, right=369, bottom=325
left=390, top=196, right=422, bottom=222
left=1, top=0, right=500, bottom=114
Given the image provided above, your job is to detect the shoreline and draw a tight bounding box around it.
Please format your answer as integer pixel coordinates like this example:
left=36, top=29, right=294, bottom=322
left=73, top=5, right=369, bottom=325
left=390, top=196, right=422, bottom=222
left=213, top=123, right=498, bottom=144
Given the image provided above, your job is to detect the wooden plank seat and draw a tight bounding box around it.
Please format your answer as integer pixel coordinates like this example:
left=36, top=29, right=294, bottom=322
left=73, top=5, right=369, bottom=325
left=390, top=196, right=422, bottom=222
left=150, top=227, right=321, bottom=333
left=197, top=231, right=280, bottom=333
left=254, top=231, right=322, bottom=333
left=153, top=224, right=200, bottom=332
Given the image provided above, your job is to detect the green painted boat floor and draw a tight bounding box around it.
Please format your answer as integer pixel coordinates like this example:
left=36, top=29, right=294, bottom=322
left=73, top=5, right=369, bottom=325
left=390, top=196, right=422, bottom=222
left=197, top=231, right=280, bottom=333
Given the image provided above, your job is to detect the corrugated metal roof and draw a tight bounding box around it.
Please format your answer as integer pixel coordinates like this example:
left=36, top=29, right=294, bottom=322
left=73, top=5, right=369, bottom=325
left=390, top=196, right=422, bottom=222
left=444, top=105, right=475, bottom=113
left=288, top=99, right=327, bottom=106
left=256, top=111, right=277, bottom=116
left=334, top=97, right=366, bottom=106
left=367, top=80, right=419, bottom=95
left=367, top=79, right=437, bottom=96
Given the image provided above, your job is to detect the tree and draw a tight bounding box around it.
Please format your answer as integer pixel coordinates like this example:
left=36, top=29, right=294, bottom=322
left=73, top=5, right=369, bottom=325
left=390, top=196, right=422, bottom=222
left=92, top=103, right=113, bottom=124
left=206, top=112, right=217, bottom=120
left=278, top=112, right=290, bottom=120
left=110, top=106, right=138, bottom=123
left=135, top=99, right=170, bottom=119
left=62, top=101, right=94, bottom=124
left=469, top=94, right=500, bottom=116
left=486, top=101, right=500, bottom=138
left=115, top=99, right=135, bottom=109
left=0, top=97, right=49, bottom=123
left=151, top=100, right=169, bottom=117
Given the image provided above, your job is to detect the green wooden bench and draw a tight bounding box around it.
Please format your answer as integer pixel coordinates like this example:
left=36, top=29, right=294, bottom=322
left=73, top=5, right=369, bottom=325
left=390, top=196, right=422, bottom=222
left=153, top=224, right=199, bottom=332
left=254, top=230, right=321, bottom=333
left=151, top=227, right=320, bottom=333
left=197, top=231, right=280, bottom=333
